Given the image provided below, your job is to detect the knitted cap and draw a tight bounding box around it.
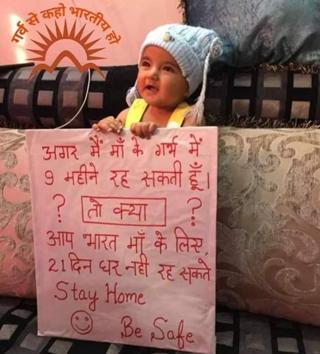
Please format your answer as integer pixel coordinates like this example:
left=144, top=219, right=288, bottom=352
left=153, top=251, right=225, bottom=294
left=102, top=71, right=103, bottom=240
left=126, top=24, right=223, bottom=124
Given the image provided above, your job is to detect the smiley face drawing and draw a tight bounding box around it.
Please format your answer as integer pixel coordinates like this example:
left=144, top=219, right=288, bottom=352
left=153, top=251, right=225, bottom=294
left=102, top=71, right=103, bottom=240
left=70, top=310, right=93, bottom=335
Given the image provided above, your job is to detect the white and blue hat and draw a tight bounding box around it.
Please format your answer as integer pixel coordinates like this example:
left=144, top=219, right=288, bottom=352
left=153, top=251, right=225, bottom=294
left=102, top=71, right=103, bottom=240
left=126, top=24, right=223, bottom=124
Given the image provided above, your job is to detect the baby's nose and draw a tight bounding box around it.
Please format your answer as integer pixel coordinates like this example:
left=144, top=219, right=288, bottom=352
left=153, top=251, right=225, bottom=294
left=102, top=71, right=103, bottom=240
left=149, top=66, right=159, bottom=78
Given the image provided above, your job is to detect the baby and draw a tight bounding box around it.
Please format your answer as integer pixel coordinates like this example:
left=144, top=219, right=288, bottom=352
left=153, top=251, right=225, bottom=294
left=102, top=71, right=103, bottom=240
left=93, top=24, right=223, bottom=138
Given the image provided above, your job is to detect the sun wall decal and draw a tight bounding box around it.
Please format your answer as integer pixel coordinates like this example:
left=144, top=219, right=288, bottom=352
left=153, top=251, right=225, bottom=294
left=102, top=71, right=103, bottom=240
left=27, top=20, right=105, bottom=76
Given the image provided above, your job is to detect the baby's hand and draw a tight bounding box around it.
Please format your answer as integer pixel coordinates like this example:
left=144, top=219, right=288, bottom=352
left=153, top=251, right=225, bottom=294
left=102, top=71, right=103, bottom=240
left=92, top=116, right=122, bottom=134
left=130, top=122, right=158, bottom=139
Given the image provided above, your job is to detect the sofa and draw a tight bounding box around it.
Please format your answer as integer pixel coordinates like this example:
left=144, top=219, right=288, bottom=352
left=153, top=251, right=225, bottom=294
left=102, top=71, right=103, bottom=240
left=1, top=62, right=320, bottom=354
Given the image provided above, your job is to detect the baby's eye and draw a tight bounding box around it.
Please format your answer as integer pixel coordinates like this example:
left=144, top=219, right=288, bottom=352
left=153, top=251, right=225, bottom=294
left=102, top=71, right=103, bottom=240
left=163, top=65, right=175, bottom=73
left=140, top=60, right=150, bottom=68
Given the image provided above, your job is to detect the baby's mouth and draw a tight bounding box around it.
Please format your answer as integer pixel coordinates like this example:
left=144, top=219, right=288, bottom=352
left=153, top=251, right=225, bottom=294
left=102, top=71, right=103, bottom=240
left=145, top=84, right=158, bottom=93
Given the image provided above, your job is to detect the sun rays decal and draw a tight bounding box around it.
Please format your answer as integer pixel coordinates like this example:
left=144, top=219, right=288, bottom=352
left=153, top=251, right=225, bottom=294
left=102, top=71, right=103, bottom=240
left=11, top=3, right=122, bottom=77
left=27, top=20, right=105, bottom=76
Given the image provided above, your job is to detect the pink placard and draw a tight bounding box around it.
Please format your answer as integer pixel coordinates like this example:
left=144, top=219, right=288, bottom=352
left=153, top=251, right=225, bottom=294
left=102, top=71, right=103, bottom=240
left=26, top=127, right=217, bottom=353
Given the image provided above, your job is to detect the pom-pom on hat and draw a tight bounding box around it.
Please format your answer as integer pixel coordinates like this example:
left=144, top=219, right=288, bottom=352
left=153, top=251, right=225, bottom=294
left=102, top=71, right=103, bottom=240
left=126, top=24, right=223, bottom=125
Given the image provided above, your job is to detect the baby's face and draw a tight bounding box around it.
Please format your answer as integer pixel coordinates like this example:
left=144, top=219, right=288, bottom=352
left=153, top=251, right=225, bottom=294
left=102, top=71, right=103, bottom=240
left=136, top=45, right=188, bottom=110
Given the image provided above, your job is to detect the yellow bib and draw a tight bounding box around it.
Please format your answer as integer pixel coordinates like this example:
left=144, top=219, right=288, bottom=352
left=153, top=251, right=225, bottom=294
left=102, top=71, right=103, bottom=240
left=124, top=99, right=190, bottom=129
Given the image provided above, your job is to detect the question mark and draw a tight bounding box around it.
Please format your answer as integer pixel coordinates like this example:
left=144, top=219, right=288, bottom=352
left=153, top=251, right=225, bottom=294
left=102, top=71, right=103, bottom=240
left=53, top=193, right=65, bottom=223
left=187, top=197, right=202, bottom=226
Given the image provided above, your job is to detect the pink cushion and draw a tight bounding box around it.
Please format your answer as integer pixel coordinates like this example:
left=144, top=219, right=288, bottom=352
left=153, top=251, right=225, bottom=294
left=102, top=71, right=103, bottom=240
left=217, top=127, right=320, bottom=326
left=0, top=129, right=35, bottom=298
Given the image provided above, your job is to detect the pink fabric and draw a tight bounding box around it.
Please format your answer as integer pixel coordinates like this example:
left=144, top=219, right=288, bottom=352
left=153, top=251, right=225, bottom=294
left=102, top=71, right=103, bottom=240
left=0, top=129, right=35, bottom=298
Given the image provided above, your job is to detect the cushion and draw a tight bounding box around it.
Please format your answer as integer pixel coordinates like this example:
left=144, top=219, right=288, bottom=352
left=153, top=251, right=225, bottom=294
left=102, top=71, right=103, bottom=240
left=1, top=64, right=318, bottom=129
left=217, top=127, right=320, bottom=326
left=186, top=0, right=320, bottom=67
left=205, top=65, right=320, bottom=124
left=3, top=124, right=320, bottom=328
left=0, top=128, right=35, bottom=298
left=0, top=65, right=137, bottom=129
left=1, top=296, right=319, bottom=354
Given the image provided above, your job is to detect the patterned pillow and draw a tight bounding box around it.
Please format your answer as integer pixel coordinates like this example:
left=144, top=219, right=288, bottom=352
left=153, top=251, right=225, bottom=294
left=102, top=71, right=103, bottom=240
left=186, top=0, right=320, bottom=66
left=0, top=65, right=137, bottom=129
left=205, top=65, right=320, bottom=123
left=0, top=129, right=35, bottom=298
left=217, top=127, right=320, bottom=326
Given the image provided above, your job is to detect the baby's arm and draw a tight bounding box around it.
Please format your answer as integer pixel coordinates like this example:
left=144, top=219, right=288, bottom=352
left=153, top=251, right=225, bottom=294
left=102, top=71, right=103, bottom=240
left=130, top=122, right=158, bottom=139
left=92, top=109, right=156, bottom=138
left=92, top=108, right=129, bottom=133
